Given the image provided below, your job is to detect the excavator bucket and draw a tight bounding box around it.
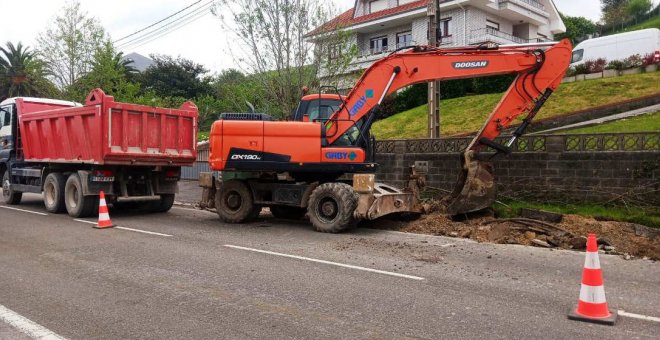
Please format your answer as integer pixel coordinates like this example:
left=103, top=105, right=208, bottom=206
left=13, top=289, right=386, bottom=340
left=442, top=150, right=497, bottom=215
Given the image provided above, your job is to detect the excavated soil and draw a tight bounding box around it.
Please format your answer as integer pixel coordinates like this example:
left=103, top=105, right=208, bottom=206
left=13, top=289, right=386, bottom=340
left=366, top=212, right=660, bottom=261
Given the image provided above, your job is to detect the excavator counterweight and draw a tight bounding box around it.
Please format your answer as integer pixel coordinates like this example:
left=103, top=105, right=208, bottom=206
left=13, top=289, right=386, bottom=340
left=200, top=40, right=572, bottom=232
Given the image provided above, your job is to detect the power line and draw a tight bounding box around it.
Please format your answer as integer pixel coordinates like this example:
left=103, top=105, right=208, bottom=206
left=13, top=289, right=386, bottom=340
left=113, top=0, right=203, bottom=43
left=116, top=1, right=214, bottom=50
left=119, top=7, right=213, bottom=51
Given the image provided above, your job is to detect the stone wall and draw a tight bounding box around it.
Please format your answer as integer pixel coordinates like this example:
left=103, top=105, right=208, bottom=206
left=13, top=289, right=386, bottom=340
left=374, top=133, right=660, bottom=204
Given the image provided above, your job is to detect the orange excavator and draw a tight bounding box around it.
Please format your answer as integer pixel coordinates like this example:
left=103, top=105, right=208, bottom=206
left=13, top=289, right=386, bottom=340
left=200, top=40, right=572, bottom=232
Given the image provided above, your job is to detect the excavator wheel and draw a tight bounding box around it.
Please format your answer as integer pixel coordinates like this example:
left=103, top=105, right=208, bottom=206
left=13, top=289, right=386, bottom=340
left=270, top=205, right=307, bottom=220
left=215, top=180, right=259, bottom=223
left=307, top=182, right=359, bottom=233
left=442, top=150, right=497, bottom=215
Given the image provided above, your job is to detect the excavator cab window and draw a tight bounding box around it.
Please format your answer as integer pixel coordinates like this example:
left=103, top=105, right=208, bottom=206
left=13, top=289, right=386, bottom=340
left=304, top=99, right=342, bottom=122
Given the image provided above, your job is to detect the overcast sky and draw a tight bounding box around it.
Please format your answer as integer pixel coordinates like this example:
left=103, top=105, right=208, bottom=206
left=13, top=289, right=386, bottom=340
left=1, top=0, right=657, bottom=74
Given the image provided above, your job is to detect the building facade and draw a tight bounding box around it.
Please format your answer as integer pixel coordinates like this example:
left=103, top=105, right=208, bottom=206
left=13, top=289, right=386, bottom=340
left=309, top=0, right=566, bottom=85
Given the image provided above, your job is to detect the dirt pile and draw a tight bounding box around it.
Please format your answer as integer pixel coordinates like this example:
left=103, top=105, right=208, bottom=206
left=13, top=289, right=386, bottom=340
left=371, top=212, right=660, bottom=260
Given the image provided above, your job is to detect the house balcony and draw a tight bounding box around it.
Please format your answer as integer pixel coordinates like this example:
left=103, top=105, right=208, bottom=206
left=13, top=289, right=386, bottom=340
left=469, top=28, right=549, bottom=45
left=497, top=0, right=550, bottom=25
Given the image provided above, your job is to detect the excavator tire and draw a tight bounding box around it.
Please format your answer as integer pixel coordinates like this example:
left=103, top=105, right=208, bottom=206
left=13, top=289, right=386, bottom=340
left=215, top=180, right=258, bottom=223
left=270, top=205, right=307, bottom=220
left=307, top=182, right=359, bottom=233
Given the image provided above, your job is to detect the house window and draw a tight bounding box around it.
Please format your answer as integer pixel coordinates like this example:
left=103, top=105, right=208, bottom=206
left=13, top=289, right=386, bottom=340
left=370, top=36, right=388, bottom=54
left=486, top=19, right=500, bottom=31
left=396, top=31, right=412, bottom=48
left=440, top=17, right=452, bottom=37
left=398, top=0, right=417, bottom=5
left=328, top=44, right=341, bottom=60
left=369, top=0, right=387, bottom=13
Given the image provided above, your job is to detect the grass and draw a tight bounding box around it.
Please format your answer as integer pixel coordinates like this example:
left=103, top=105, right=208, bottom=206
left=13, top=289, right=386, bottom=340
left=558, top=111, right=660, bottom=134
left=371, top=71, right=660, bottom=139
left=613, top=15, right=660, bottom=33
left=493, top=200, right=660, bottom=228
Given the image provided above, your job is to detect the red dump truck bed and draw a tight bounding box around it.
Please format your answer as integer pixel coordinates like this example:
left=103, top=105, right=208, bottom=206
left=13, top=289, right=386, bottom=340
left=17, top=89, right=198, bottom=166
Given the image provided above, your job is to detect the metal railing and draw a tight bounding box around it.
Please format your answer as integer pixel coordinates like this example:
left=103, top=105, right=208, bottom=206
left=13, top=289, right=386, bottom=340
left=499, top=0, right=545, bottom=11
left=375, top=132, right=660, bottom=154
left=469, top=28, right=550, bottom=45
left=470, top=28, right=527, bottom=44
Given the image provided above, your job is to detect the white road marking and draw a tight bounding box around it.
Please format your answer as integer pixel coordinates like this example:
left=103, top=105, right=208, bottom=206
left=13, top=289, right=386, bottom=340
left=0, top=206, right=48, bottom=216
left=618, top=310, right=660, bottom=323
left=115, top=226, right=172, bottom=237
left=0, top=304, right=68, bottom=340
left=73, top=219, right=172, bottom=237
left=224, top=244, right=425, bottom=281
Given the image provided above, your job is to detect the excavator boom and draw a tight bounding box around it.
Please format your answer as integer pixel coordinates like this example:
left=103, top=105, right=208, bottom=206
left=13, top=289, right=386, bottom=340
left=325, top=40, right=572, bottom=213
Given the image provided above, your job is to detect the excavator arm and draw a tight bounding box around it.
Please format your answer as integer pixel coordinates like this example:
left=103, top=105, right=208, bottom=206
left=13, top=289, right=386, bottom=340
left=326, top=40, right=572, bottom=214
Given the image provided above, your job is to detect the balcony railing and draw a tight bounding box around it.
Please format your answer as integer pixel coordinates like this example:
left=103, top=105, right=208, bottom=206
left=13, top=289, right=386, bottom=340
left=470, top=28, right=526, bottom=44
left=499, top=0, right=545, bottom=11
left=469, top=28, right=550, bottom=45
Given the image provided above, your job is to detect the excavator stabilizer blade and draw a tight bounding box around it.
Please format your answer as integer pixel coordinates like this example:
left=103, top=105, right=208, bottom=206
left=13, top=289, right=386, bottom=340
left=443, top=151, right=497, bottom=215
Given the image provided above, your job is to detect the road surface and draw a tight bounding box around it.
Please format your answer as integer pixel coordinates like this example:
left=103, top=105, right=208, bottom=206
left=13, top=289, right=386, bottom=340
left=1, top=193, right=658, bottom=339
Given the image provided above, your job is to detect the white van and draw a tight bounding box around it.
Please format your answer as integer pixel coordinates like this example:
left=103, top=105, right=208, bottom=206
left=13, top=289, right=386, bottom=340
left=571, top=28, right=660, bottom=65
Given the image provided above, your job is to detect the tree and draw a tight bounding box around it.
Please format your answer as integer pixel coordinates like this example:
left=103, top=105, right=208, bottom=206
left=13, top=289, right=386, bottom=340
left=627, top=0, right=653, bottom=18
left=554, top=14, right=597, bottom=44
left=0, top=42, right=58, bottom=100
left=601, top=0, right=630, bottom=24
left=36, top=0, right=106, bottom=90
left=68, top=42, right=139, bottom=102
left=138, top=55, right=212, bottom=99
left=214, top=0, right=339, bottom=119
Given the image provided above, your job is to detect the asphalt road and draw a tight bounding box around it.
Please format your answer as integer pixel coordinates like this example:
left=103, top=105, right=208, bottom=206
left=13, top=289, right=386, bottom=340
left=1, top=193, right=659, bottom=339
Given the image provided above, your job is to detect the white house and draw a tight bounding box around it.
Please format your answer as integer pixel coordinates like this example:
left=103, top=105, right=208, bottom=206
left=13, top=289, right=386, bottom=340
left=309, top=0, right=566, bottom=85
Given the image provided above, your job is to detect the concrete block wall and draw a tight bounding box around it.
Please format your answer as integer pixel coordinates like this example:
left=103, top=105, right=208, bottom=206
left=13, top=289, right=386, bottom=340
left=374, top=134, right=660, bottom=204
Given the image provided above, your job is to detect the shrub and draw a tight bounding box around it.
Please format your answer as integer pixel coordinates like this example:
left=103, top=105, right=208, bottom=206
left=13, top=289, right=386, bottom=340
left=574, top=63, right=589, bottom=75
left=605, top=60, right=625, bottom=70
left=565, top=66, right=577, bottom=77
left=623, top=54, right=643, bottom=68
left=592, top=58, right=607, bottom=72
left=642, top=52, right=658, bottom=66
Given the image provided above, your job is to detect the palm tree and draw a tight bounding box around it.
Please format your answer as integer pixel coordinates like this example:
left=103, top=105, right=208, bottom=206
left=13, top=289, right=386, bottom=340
left=0, top=42, right=54, bottom=99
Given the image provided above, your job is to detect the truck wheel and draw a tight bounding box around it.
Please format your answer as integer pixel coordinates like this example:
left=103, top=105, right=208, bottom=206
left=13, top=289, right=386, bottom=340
left=43, top=173, right=66, bottom=213
left=2, top=171, right=22, bottom=205
left=150, top=194, right=175, bottom=213
left=307, top=183, right=358, bottom=233
left=65, top=174, right=97, bottom=218
left=270, top=205, right=307, bottom=220
left=215, top=180, right=257, bottom=223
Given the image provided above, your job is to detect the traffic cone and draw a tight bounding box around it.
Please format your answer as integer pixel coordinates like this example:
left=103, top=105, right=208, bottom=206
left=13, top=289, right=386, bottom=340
left=568, top=233, right=617, bottom=325
left=94, top=191, right=115, bottom=229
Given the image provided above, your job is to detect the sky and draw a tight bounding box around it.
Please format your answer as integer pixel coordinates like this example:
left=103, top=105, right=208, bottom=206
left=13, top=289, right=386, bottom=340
left=0, top=0, right=657, bottom=74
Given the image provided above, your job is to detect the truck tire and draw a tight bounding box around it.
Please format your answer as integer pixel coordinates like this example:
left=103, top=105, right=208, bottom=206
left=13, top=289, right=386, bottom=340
left=2, top=171, right=22, bottom=205
left=43, top=173, right=66, bottom=213
left=65, top=174, right=98, bottom=218
left=215, top=180, right=258, bottom=223
left=270, top=205, right=307, bottom=220
left=307, top=182, right=359, bottom=233
left=150, top=194, right=175, bottom=213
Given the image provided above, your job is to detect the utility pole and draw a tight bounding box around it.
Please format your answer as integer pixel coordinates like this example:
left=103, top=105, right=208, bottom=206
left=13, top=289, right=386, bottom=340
left=427, top=0, right=441, bottom=138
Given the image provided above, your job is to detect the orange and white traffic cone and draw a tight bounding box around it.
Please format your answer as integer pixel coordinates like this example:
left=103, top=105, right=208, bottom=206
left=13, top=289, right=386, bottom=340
left=568, top=233, right=617, bottom=325
left=94, top=191, right=115, bottom=229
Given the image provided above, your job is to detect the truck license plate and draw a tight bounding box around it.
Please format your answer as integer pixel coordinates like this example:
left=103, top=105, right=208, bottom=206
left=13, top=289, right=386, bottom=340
left=91, top=176, right=114, bottom=182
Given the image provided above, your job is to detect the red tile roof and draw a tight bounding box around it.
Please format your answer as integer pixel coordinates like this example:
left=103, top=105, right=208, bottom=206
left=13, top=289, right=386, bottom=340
left=306, top=0, right=431, bottom=37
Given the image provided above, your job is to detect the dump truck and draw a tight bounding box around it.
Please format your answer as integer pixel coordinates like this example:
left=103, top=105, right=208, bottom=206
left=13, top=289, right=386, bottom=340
left=0, top=89, right=198, bottom=217
left=199, top=40, right=572, bottom=232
